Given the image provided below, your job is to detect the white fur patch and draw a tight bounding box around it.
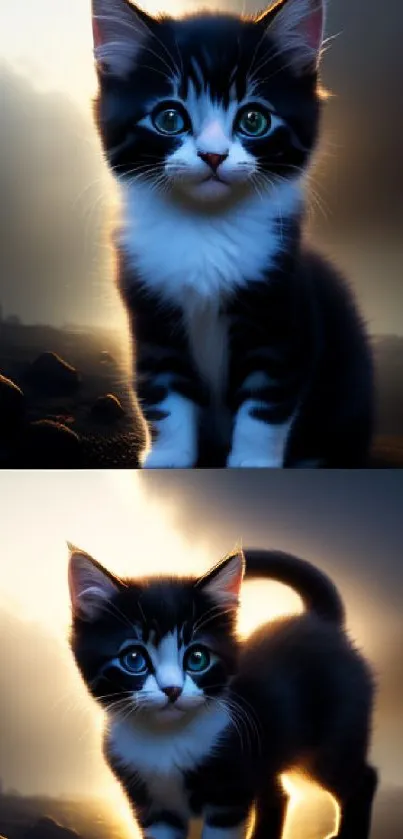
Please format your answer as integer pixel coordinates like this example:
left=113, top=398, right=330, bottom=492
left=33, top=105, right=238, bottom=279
left=151, top=631, right=184, bottom=691
left=121, top=180, right=302, bottom=407
left=185, top=296, right=229, bottom=407
left=141, top=392, right=198, bottom=468
left=108, top=703, right=230, bottom=818
left=115, top=630, right=207, bottom=711
left=144, top=825, right=181, bottom=839
left=227, top=400, right=294, bottom=467
left=120, top=178, right=302, bottom=307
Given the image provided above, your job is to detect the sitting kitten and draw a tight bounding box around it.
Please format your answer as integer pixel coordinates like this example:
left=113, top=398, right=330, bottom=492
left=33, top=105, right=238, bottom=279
left=68, top=545, right=377, bottom=839
left=90, top=0, right=373, bottom=469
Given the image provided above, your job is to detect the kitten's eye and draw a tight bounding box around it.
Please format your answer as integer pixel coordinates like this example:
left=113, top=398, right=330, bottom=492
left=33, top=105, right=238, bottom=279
left=119, top=647, right=148, bottom=675
left=152, top=108, right=187, bottom=135
left=236, top=108, right=271, bottom=138
left=185, top=646, right=211, bottom=673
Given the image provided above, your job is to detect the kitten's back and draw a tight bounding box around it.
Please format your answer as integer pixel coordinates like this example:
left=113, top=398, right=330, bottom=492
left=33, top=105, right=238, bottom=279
left=234, top=612, right=374, bottom=773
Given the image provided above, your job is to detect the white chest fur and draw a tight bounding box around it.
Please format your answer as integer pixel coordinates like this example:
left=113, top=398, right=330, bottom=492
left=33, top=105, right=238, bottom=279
left=119, top=180, right=301, bottom=400
left=108, top=704, right=230, bottom=817
left=183, top=294, right=229, bottom=401
left=119, top=180, right=301, bottom=309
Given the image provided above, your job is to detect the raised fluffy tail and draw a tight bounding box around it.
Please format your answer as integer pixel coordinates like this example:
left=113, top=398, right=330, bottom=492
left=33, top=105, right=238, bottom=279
left=243, top=548, right=345, bottom=625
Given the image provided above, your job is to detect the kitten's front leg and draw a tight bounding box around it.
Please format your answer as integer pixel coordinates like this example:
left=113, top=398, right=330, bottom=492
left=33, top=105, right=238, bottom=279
left=136, top=358, right=201, bottom=469
left=141, top=387, right=199, bottom=469
left=227, top=372, right=296, bottom=468
left=123, top=281, right=201, bottom=468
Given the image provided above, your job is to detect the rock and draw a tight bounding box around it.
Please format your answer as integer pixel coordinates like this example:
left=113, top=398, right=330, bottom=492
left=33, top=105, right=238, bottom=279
left=23, top=816, right=80, bottom=839
left=26, top=352, right=80, bottom=396
left=0, top=374, right=25, bottom=435
left=20, top=420, right=82, bottom=468
left=90, top=393, right=125, bottom=423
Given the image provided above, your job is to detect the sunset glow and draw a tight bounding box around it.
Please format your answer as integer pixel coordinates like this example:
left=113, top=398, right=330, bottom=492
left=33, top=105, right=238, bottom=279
left=0, top=470, right=333, bottom=838
left=0, top=0, right=227, bottom=110
left=1, top=470, right=401, bottom=833
left=0, top=470, right=302, bottom=638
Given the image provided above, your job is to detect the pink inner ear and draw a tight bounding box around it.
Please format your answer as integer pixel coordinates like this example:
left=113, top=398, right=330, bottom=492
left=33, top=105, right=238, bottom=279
left=305, top=4, right=323, bottom=51
left=224, top=562, right=244, bottom=599
left=92, top=16, right=103, bottom=48
left=227, top=574, right=243, bottom=597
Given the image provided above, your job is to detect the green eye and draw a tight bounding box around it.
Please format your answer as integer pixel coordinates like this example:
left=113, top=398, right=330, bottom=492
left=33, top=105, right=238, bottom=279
left=186, top=647, right=211, bottom=673
left=237, top=109, right=271, bottom=137
left=120, top=647, right=148, bottom=675
left=153, top=107, right=187, bottom=135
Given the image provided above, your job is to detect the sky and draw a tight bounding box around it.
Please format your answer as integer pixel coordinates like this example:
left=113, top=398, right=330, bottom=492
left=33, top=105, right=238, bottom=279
left=0, top=469, right=402, bottom=837
left=1, top=0, right=403, bottom=333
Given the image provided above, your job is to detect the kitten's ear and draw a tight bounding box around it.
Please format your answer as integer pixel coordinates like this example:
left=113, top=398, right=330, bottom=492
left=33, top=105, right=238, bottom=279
left=91, top=0, right=154, bottom=78
left=257, top=0, right=325, bottom=74
left=68, top=543, right=121, bottom=622
left=196, top=551, right=245, bottom=607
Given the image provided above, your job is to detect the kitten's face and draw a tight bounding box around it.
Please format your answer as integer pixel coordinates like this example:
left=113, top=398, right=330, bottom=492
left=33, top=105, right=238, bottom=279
left=92, top=0, right=324, bottom=207
left=69, top=549, right=244, bottom=726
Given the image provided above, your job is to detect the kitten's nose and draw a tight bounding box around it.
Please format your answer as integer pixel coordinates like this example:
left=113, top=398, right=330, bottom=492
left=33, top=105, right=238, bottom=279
left=162, top=686, right=182, bottom=703
left=198, top=152, right=228, bottom=172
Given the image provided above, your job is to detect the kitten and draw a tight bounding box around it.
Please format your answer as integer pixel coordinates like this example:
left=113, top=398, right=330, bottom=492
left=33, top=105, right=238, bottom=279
left=90, top=0, right=373, bottom=469
left=68, top=545, right=377, bottom=839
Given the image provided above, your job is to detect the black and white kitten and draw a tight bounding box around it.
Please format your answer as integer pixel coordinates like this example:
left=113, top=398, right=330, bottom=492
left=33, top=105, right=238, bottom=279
left=91, top=0, right=373, bottom=469
left=68, top=546, right=377, bottom=839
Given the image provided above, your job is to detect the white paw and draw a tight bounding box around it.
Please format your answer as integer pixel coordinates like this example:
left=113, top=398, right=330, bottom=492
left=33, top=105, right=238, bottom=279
left=142, top=446, right=196, bottom=469
left=227, top=454, right=281, bottom=468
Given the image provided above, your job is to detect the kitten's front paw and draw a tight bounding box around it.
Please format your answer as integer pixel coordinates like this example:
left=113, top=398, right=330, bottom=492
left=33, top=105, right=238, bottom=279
left=142, top=446, right=196, bottom=469
left=227, top=453, right=281, bottom=468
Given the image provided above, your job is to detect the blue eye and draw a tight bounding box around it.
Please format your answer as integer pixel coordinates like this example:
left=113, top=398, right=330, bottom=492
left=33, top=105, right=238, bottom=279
left=152, top=107, right=187, bottom=135
left=185, top=646, right=211, bottom=673
left=236, top=108, right=271, bottom=137
left=120, top=647, right=148, bottom=675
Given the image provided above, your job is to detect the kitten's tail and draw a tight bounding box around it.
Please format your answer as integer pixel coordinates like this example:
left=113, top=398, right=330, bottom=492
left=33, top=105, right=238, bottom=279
left=243, top=549, right=345, bottom=625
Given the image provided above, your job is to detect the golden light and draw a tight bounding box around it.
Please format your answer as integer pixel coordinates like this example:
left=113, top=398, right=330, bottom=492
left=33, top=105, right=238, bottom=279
left=0, top=470, right=350, bottom=838
left=238, top=579, right=302, bottom=637
left=0, top=0, right=226, bottom=113
left=281, top=773, right=338, bottom=839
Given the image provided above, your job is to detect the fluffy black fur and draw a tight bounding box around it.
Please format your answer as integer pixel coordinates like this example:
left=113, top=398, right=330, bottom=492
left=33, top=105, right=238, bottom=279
left=92, top=0, right=373, bottom=468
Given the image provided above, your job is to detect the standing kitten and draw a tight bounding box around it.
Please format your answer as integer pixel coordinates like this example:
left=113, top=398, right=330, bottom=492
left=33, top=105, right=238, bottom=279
left=91, top=0, right=373, bottom=469
left=68, top=546, right=377, bottom=839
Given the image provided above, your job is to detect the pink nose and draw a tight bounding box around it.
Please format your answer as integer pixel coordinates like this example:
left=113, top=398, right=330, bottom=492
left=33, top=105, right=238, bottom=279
left=162, top=686, right=182, bottom=703
left=198, top=152, right=228, bottom=172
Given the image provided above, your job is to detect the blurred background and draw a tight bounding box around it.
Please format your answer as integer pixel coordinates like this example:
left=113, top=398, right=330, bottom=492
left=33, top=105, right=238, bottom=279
left=0, top=469, right=402, bottom=838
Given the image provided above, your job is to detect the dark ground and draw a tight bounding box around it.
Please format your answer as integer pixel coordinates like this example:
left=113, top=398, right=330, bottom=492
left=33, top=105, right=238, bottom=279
left=0, top=323, right=143, bottom=468
left=0, top=793, right=124, bottom=839
left=0, top=322, right=402, bottom=469
left=0, top=786, right=401, bottom=839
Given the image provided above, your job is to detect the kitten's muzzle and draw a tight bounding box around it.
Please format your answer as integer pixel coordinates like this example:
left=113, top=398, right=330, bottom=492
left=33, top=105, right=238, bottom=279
left=197, top=152, right=228, bottom=173
left=162, top=685, right=182, bottom=703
